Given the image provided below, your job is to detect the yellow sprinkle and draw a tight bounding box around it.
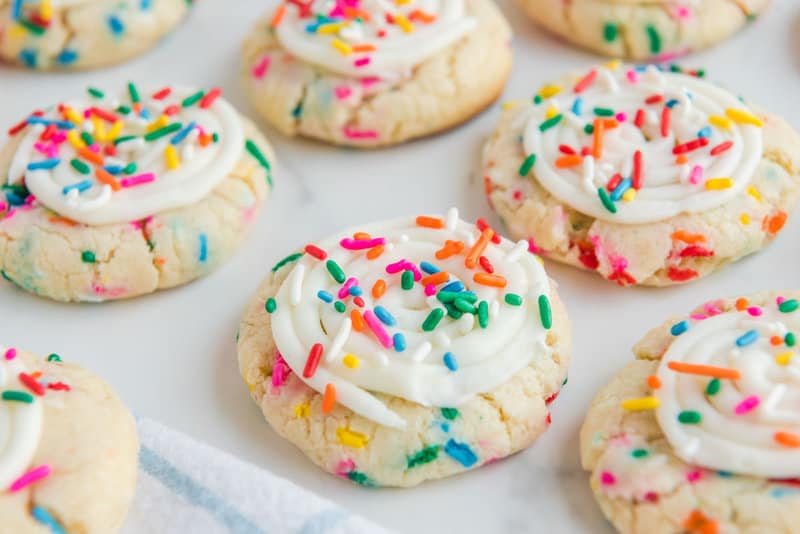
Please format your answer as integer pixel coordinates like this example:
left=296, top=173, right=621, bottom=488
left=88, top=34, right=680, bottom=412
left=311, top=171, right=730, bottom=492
left=705, top=177, right=733, bottom=190
left=317, top=23, right=344, bottom=35
left=395, top=0, right=412, bottom=5
left=501, top=101, right=518, bottom=111
left=39, top=0, right=52, bottom=21
left=726, top=108, right=764, bottom=128
left=747, top=185, right=763, bottom=202
left=164, top=145, right=180, bottom=170
left=538, top=85, right=562, bottom=99
left=621, top=397, right=660, bottom=411
left=342, top=354, right=360, bottom=368
left=776, top=352, right=794, bottom=366
left=709, top=115, right=732, bottom=130
left=294, top=403, right=310, bottom=418
left=92, top=116, right=107, bottom=142
left=107, top=120, right=124, bottom=141
left=605, top=59, right=622, bottom=70
left=740, top=213, right=750, bottom=225
left=545, top=106, right=558, bottom=119
left=9, top=24, right=26, bottom=39
left=331, top=38, right=353, bottom=56
left=622, top=188, right=637, bottom=202
left=64, top=107, right=83, bottom=126
left=66, top=130, right=86, bottom=150
left=336, top=427, right=369, bottom=448
left=395, top=15, right=414, bottom=33
left=535, top=255, right=544, bottom=265
left=146, top=115, right=169, bottom=133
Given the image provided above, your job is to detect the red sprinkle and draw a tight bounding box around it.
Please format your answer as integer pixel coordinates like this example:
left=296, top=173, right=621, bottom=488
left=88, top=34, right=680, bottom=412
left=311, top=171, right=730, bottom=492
left=558, top=144, right=576, bottom=155
left=645, top=95, right=664, bottom=105
left=18, top=373, right=45, bottom=396
left=632, top=150, right=643, bottom=189
left=164, top=105, right=181, bottom=116
left=353, top=296, right=365, bottom=308
left=710, top=140, right=733, bottom=156
left=302, top=343, right=323, bottom=378
left=200, top=88, right=222, bottom=109
left=47, top=382, right=71, bottom=391
left=90, top=107, right=118, bottom=123
left=304, top=244, right=327, bottom=260
left=660, top=106, right=671, bottom=138
left=152, top=87, right=172, bottom=100
left=479, top=256, right=494, bottom=274
left=679, top=246, right=714, bottom=258
left=606, top=173, right=623, bottom=192
left=667, top=267, right=698, bottom=282
left=634, top=108, right=645, bottom=128
left=573, top=69, right=597, bottom=94
left=672, top=138, right=709, bottom=155
left=476, top=218, right=501, bottom=244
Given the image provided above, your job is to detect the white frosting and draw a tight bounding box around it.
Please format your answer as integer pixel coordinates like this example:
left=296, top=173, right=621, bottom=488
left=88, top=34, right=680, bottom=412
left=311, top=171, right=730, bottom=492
left=270, top=212, right=552, bottom=428
left=7, top=86, right=244, bottom=225
left=0, top=351, right=43, bottom=489
left=275, top=0, right=477, bottom=79
left=655, top=301, right=800, bottom=478
left=521, top=65, right=764, bottom=224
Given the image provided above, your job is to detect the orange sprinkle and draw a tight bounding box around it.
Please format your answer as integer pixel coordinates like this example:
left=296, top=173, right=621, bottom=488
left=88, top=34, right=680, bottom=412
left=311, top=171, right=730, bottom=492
left=350, top=310, right=366, bottom=332
left=30, top=371, right=42, bottom=379
left=352, top=44, right=376, bottom=53
left=684, top=510, right=718, bottom=534
left=353, top=232, right=371, bottom=240
left=671, top=230, right=706, bottom=244
left=366, top=245, right=384, bottom=260
left=667, top=361, right=741, bottom=380
left=78, top=147, right=104, bottom=166
left=775, top=431, right=800, bottom=448
left=555, top=154, right=583, bottom=168
left=322, top=383, right=336, bottom=413
left=483, top=176, right=493, bottom=196
left=372, top=279, right=386, bottom=299
left=416, top=216, right=444, bottom=229
left=270, top=3, right=286, bottom=27
left=48, top=215, right=78, bottom=227
left=646, top=375, right=662, bottom=389
left=473, top=273, right=507, bottom=288
left=592, top=118, right=604, bottom=159
left=465, top=229, right=493, bottom=269
left=408, top=9, right=436, bottom=23
left=154, top=257, right=167, bottom=266
left=421, top=271, right=449, bottom=286
left=435, top=240, right=464, bottom=260
left=735, top=297, right=749, bottom=311
left=675, top=154, right=688, bottom=164
left=768, top=211, right=788, bottom=234
left=344, top=7, right=370, bottom=20
left=597, top=118, right=618, bottom=129
left=198, top=134, right=213, bottom=147
left=771, top=335, right=784, bottom=346
left=95, top=168, right=121, bottom=192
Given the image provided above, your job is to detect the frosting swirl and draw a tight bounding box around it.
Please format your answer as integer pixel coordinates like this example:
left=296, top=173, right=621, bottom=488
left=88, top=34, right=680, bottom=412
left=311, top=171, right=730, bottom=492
left=274, top=0, right=477, bottom=79
left=269, top=210, right=553, bottom=428
left=6, top=84, right=245, bottom=225
left=653, top=297, right=800, bottom=478
left=520, top=64, right=764, bottom=224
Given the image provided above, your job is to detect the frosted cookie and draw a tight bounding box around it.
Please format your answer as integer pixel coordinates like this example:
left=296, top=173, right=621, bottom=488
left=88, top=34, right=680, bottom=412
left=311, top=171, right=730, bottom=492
left=581, top=291, right=800, bottom=534
left=237, top=210, right=571, bottom=487
left=0, top=84, right=274, bottom=302
left=0, top=0, right=192, bottom=70
left=241, top=0, right=512, bottom=148
left=517, top=0, right=768, bottom=61
left=482, top=63, right=800, bottom=287
left=0, top=344, right=138, bottom=533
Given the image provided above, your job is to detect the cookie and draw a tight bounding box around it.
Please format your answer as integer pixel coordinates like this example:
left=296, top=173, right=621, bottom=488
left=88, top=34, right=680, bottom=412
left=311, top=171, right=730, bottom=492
left=516, top=0, right=768, bottom=61
left=241, top=0, right=512, bottom=148
left=0, top=0, right=192, bottom=70
left=482, top=63, right=800, bottom=287
left=0, top=344, right=138, bottom=533
left=237, top=209, right=571, bottom=487
left=0, top=84, right=274, bottom=302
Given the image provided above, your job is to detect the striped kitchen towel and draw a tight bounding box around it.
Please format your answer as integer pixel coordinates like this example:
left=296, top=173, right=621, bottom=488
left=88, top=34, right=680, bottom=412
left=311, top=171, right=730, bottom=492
left=122, top=418, right=389, bottom=534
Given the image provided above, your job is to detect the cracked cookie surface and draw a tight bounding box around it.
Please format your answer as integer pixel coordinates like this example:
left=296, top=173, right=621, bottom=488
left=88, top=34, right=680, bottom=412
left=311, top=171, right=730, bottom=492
left=517, top=0, right=769, bottom=60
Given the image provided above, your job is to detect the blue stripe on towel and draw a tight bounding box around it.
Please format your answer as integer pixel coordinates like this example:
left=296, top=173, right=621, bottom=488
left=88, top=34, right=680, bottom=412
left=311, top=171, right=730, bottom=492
left=298, top=507, right=350, bottom=534
left=139, top=446, right=266, bottom=534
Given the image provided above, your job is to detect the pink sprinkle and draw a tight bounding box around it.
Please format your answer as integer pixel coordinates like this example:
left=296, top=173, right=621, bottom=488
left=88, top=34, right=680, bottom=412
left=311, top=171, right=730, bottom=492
left=747, top=306, right=763, bottom=317
left=689, top=165, right=703, bottom=184
left=668, top=5, right=692, bottom=20
left=615, top=112, right=627, bottom=122
left=334, top=86, right=352, bottom=100
left=83, top=109, right=91, bottom=119
left=339, top=237, right=385, bottom=250
left=271, top=351, right=289, bottom=388
left=3, top=208, right=16, bottom=220
left=626, top=70, right=639, bottom=83
left=386, top=259, right=408, bottom=274
left=401, top=261, right=422, bottom=281
left=343, top=126, right=378, bottom=140
left=9, top=465, right=51, bottom=492
left=51, top=132, right=66, bottom=144
left=89, top=143, right=101, bottom=153
left=653, top=49, right=691, bottom=63
left=527, top=238, right=541, bottom=254
left=252, top=55, right=270, bottom=80
left=363, top=310, right=393, bottom=348
left=600, top=471, right=616, bottom=485
left=703, top=302, right=723, bottom=316
left=335, top=459, right=356, bottom=477
left=337, top=277, right=358, bottom=299
left=777, top=296, right=786, bottom=305
left=361, top=77, right=380, bottom=88
left=690, top=313, right=708, bottom=321
left=735, top=395, right=760, bottom=415
left=0, top=202, right=8, bottom=212
left=120, top=173, right=155, bottom=188
left=686, top=470, right=702, bottom=483
left=4, top=348, right=17, bottom=360
left=353, top=57, right=371, bottom=68
left=424, top=284, right=436, bottom=296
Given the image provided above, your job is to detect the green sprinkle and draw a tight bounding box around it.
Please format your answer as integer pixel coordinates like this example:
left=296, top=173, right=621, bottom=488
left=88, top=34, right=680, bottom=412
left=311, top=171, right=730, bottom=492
left=334, top=301, right=346, bottom=313
left=706, top=378, right=721, bottom=396
left=446, top=306, right=463, bottom=320
left=116, top=105, right=132, bottom=115
left=533, top=94, right=542, bottom=105
left=584, top=124, right=594, bottom=135
left=123, top=162, right=137, bottom=175
left=504, top=293, right=522, bottom=306
left=422, top=309, right=445, bottom=332
left=70, top=159, right=90, bottom=174
left=47, top=353, right=61, bottom=362
left=437, top=291, right=476, bottom=304
left=80, top=131, right=94, bottom=146
left=603, top=22, right=618, bottom=42
left=593, top=107, right=615, bottom=117
left=2, top=390, right=34, bottom=403
left=265, top=298, right=277, bottom=313
left=81, top=251, right=96, bottom=263
left=538, top=294, right=552, bottom=330
left=646, top=24, right=662, bottom=54
left=326, top=260, right=346, bottom=284
left=18, top=18, right=46, bottom=35
left=144, top=123, right=183, bottom=142
left=786, top=332, right=796, bottom=347
left=113, top=135, right=137, bottom=146
left=678, top=411, right=702, bottom=424
left=401, top=270, right=414, bottom=290
left=128, top=82, right=140, bottom=103
left=478, top=301, right=489, bottom=328
left=272, top=252, right=302, bottom=272
left=182, top=90, right=205, bottom=107
left=696, top=69, right=706, bottom=78
left=518, top=153, right=536, bottom=176
left=779, top=299, right=799, bottom=313
left=598, top=187, right=617, bottom=214
left=88, top=87, right=105, bottom=99
left=631, top=449, right=649, bottom=458
left=212, top=133, right=219, bottom=143
left=539, top=114, right=563, bottom=132
left=407, top=445, right=440, bottom=469
left=454, top=298, right=476, bottom=314
left=246, top=140, right=273, bottom=187
left=346, top=471, right=376, bottom=487
left=441, top=408, right=459, bottom=420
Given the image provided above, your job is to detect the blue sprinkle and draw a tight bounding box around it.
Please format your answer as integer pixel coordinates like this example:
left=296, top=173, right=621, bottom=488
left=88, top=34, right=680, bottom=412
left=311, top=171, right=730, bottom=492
left=317, top=290, right=333, bottom=303
left=62, top=180, right=92, bottom=194
left=670, top=320, right=689, bottom=336
left=140, top=0, right=152, bottom=9
left=571, top=97, right=583, bottom=116
left=108, top=15, right=125, bottom=35
left=27, top=159, right=61, bottom=171
left=56, top=49, right=79, bottom=65
left=771, top=486, right=800, bottom=498
left=393, top=333, right=406, bottom=352
left=444, top=439, right=477, bottom=468
left=716, top=470, right=734, bottom=478
left=198, top=234, right=208, bottom=262
left=31, top=506, right=66, bottom=534
left=697, top=126, right=712, bottom=139
left=170, top=121, right=196, bottom=145
left=104, top=165, right=124, bottom=175
left=443, top=352, right=458, bottom=371
left=735, top=329, right=758, bottom=347
left=348, top=285, right=362, bottom=296
left=441, top=281, right=465, bottom=293
left=666, top=99, right=679, bottom=108
left=19, top=49, right=37, bottom=68
left=374, top=306, right=396, bottom=326
left=11, top=0, right=22, bottom=20
left=140, top=108, right=152, bottom=120
left=441, top=422, right=450, bottom=432
left=26, top=117, right=75, bottom=129
left=610, top=178, right=632, bottom=201
left=420, top=261, right=440, bottom=274
left=5, top=192, right=24, bottom=206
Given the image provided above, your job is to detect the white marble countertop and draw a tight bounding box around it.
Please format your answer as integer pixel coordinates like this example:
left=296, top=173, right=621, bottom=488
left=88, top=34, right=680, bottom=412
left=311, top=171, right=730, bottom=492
left=2, top=1, right=799, bottom=532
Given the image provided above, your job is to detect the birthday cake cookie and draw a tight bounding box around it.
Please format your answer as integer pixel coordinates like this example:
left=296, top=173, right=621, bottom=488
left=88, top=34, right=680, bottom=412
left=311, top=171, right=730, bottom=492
left=0, top=0, right=192, bottom=70
left=580, top=291, right=800, bottom=533
left=482, top=63, right=800, bottom=287
left=0, top=345, right=138, bottom=533
left=0, top=84, right=274, bottom=302
left=516, top=0, right=768, bottom=60
left=237, top=210, right=571, bottom=487
left=241, top=0, right=512, bottom=147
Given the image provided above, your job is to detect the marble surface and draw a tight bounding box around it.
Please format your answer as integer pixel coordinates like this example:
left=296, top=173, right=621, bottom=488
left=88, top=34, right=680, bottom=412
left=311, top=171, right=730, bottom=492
left=2, top=1, right=800, bottom=532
